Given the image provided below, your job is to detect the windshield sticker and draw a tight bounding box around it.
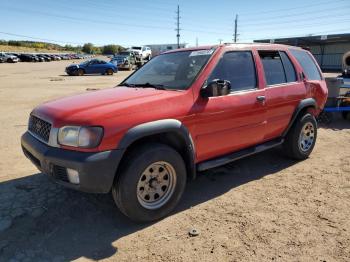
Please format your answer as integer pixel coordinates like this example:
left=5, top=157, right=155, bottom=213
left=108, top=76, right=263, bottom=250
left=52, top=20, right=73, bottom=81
left=189, top=50, right=214, bottom=57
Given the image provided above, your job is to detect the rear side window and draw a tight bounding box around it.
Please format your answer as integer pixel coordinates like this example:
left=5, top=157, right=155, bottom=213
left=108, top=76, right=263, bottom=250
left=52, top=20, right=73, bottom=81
left=208, top=51, right=257, bottom=92
left=280, top=52, right=297, bottom=82
left=289, top=49, right=322, bottom=80
left=259, top=51, right=286, bottom=85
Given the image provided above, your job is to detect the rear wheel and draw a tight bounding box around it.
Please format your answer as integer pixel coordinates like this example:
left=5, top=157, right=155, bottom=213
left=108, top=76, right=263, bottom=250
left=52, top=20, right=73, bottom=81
left=283, top=113, right=317, bottom=160
left=112, top=143, right=187, bottom=222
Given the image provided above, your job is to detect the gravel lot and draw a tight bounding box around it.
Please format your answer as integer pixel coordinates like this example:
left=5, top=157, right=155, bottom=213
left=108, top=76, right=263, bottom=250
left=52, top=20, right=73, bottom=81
left=0, top=60, right=349, bottom=261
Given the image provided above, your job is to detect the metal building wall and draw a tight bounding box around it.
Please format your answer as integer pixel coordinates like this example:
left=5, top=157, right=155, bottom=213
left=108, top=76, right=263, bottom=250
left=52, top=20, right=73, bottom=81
left=310, top=43, right=350, bottom=71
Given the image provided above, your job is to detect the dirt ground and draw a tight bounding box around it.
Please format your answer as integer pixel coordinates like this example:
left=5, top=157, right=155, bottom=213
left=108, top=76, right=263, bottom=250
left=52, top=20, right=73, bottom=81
left=0, top=59, right=349, bottom=262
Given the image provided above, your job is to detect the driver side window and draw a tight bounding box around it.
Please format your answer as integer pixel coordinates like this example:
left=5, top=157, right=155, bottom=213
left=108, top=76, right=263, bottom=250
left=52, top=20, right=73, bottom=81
left=208, top=51, right=257, bottom=92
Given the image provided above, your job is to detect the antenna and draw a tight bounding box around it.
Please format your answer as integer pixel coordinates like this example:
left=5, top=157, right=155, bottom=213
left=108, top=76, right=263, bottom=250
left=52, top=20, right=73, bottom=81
left=234, top=14, right=238, bottom=43
left=176, top=5, right=181, bottom=48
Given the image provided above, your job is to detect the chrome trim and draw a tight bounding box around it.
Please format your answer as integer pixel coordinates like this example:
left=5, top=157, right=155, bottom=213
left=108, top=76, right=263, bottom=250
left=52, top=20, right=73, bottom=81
left=28, top=114, right=60, bottom=148
left=48, top=127, right=60, bottom=147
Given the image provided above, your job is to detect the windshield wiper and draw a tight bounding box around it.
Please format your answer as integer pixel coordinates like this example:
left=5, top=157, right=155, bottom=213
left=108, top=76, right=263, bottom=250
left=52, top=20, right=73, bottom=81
left=134, top=83, right=166, bottom=90
left=120, top=82, right=135, bottom=87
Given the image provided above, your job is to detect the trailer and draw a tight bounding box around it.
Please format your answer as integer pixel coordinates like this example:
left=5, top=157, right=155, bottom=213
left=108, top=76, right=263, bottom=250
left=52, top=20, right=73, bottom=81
left=318, top=77, right=350, bottom=124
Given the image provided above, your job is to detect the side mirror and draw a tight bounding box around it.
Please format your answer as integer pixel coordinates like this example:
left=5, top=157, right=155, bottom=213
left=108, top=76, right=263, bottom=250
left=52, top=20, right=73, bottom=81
left=200, top=79, right=231, bottom=98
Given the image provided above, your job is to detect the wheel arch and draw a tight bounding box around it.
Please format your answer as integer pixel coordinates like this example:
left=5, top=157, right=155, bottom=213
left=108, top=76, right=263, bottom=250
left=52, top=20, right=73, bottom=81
left=282, top=98, right=317, bottom=137
left=116, top=119, right=196, bottom=181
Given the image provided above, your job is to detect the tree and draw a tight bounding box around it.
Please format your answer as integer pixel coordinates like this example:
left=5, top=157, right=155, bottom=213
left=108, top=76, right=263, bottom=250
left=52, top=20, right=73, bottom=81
left=82, top=43, right=94, bottom=54
left=101, top=45, right=120, bottom=55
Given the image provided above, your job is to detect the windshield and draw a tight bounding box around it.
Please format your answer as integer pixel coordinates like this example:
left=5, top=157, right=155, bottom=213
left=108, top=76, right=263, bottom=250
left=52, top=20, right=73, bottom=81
left=119, top=52, right=131, bottom=56
left=131, top=46, right=142, bottom=50
left=123, top=49, right=214, bottom=90
left=80, top=60, right=91, bottom=65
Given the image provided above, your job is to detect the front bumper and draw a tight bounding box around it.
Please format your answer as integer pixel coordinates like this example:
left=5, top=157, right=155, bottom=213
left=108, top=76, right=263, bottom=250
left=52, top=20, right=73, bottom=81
left=118, top=63, right=130, bottom=69
left=21, top=131, right=123, bottom=193
left=65, top=67, right=77, bottom=74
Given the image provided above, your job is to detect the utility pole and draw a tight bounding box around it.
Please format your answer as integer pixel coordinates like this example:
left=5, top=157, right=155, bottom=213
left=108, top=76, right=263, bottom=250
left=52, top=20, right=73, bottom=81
left=234, top=14, right=238, bottom=43
left=196, top=37, right=198, bottom=47
left=218, top=39, right=223, bottom=44
left=176, top=5, right=181, bottom=48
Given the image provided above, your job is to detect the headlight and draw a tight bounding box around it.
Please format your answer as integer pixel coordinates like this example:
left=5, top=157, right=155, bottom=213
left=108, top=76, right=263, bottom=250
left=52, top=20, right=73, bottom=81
left=58, top=126, right=103, bottom=148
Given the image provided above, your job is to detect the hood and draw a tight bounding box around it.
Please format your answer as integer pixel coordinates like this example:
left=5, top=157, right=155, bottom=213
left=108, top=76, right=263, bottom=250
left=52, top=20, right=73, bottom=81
left=33, top=87, right=184, bottom=126
left=114, top=55, right=127, bottom=59
left=67, top=64, right=79, bottom=69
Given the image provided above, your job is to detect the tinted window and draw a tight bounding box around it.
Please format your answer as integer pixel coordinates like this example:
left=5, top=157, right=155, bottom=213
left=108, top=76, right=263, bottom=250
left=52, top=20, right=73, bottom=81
left=208, top=51, right=256, bottom=91
left=280, top=52, right=297, bottom=82
left=289, top=49, right=322, bottom=80
left=259, top=51, right=286, bottom=85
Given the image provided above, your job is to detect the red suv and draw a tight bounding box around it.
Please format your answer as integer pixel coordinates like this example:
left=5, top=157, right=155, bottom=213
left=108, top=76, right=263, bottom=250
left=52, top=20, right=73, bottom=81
left=21, top=44, right=328, bottom=222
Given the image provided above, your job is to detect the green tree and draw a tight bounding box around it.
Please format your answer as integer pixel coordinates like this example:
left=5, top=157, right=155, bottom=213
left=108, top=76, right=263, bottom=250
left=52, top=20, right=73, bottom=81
left=101, top=45, right=120, bottom=55
left=82, top=43, right=94, bottom=54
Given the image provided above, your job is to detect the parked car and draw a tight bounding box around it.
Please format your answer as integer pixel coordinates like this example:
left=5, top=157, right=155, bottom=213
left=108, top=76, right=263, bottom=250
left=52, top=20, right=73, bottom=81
left=128, top=46, right=152, bottom=60
left=21, top=44, right=327, bottom=222
left=0, top=52, right=19, bottom=63
left=17, top=54, right=33, bottom=62
left=65, top=59, right=117, bottom=76
left=111, top=51, right=138, bottom=70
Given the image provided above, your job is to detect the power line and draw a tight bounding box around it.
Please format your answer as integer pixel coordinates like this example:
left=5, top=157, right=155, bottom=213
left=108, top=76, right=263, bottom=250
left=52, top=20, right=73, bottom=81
left=1, top=6, right=174, bottom=31
left=240, top=5, right=350, bottom=23
left=48, top=0, right=175, bottom=24
left=0, top=31, right=84, bottom=45
left=240, top=0, right=347, bottom=17
left=240, top=18, right=350, bottom=33
left=240, top=12, right=350, bottom=28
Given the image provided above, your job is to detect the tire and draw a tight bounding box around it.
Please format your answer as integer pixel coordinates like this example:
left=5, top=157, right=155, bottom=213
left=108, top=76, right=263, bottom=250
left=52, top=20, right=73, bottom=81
left=342, top=111, right=349, bottom=120
left=106, top=68, right=114, bottom=75
left=112, top=143, right=187, bottom=222
left=76, top=69, right=84, bottom=76
left=283, top=113, right=317, bottom=160
left=7, top=58, right=12, bottom=63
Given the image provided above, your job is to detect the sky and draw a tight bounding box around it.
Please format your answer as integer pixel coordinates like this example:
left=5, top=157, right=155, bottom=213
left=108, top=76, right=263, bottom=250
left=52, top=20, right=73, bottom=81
left=1, top=0, right=350, bottom=47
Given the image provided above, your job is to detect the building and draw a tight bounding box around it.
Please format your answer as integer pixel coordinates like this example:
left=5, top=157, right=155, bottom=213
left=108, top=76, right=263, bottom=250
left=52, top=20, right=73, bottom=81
left=254, top=33, right=350, bottom=71
left=146, top=43, right=188, bottom=56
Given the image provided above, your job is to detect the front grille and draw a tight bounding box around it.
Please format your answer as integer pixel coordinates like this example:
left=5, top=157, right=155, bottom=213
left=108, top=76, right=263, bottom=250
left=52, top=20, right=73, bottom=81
left=114, top=57, right=126, bottom=64
left=52, top=165, right=69, bottom=182
left=28, top=115, right=51, bottom=143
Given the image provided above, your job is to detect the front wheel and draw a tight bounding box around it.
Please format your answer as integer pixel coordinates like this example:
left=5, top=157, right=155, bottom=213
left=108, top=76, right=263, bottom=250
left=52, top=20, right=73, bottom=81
left=106, top=68, right=114, bottom=75
left=283, top=113, right=317, bottom=160
left=112, top=143, right=187, bottom=222
left=76, top=68, right=84, bottom=76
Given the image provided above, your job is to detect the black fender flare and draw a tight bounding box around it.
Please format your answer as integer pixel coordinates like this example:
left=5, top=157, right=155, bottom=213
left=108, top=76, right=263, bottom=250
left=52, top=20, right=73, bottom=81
left=282, top=98, right=317, bottom=137
left=117, top=119, right=197, bottom=180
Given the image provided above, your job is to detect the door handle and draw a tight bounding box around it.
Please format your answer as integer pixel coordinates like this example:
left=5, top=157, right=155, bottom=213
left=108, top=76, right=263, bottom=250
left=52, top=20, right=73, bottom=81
left=256, top=96, right=266, bottom=102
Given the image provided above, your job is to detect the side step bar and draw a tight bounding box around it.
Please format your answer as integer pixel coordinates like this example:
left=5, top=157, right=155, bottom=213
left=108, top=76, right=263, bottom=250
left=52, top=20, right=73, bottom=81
left=197, top=138, right=284, bottom=172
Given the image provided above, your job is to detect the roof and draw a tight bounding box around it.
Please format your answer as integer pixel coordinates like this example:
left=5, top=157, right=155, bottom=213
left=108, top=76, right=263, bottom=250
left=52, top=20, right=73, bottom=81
left=162, top=43, right=302, bottom=54
left=254, top=33, right=350, bottom=46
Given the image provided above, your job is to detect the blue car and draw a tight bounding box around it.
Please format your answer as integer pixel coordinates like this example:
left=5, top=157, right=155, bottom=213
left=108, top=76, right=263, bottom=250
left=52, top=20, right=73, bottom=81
left=65, top=59, right=118, bottom=76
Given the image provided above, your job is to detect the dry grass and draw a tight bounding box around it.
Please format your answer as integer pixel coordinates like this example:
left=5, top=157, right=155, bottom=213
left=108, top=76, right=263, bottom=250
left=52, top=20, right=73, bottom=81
left=0, top=44, right=67, bottom=53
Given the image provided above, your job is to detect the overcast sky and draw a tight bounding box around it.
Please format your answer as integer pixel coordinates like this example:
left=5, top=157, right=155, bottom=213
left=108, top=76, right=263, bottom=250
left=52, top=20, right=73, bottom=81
left=1, top=0, right=350, bottom=47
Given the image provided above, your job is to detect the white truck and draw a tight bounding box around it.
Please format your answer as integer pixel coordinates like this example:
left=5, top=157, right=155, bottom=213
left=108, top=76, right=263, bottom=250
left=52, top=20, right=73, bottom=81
left=128, top=46, right=152, bottom=61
